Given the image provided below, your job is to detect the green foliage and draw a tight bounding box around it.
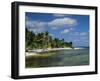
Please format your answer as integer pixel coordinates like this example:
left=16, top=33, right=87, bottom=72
left=25, top=28, right=73, bottom=50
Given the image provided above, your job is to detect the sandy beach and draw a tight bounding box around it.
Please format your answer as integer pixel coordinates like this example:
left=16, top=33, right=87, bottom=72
left=26, top=47, right=84, bottom=57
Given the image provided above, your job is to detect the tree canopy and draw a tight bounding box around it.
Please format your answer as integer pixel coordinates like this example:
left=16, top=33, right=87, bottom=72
left=25, top=28, right=73, bottom=50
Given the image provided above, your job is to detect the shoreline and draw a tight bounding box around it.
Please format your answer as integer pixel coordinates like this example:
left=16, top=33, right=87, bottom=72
left=27, top=47, right=84, bottom=52
left=26, top=47, right=84, bottom=57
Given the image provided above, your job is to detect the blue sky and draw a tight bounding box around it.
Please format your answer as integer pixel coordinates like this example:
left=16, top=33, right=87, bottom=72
left=25, top=12, right=89, bottom=47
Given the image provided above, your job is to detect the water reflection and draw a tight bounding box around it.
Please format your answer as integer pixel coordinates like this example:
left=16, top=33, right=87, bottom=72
left=26, top=49, right=89, bottom=68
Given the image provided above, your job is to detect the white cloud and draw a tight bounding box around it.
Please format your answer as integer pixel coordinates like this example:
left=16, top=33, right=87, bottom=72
left=61, top=29, right=70, bottom=34
left=49, top=33, right=54, bottom=37
left=74, top=39, right=80, bottom=42
left=25, top=16, right=30, bottom=21
left=80, top=32, right=88, bottom=36
left=48, top=18, right=77, bottom=29
left=73, top=32, right=80, bottom=35
left=26, top=16, right=77, bottom=33
left=70, top=28, right=74, bottom=31
left=71, top=32, right=88, bottom=36
left=53, top=14, right=67, bottom=17
left=26, top=20, right=47, bottom=33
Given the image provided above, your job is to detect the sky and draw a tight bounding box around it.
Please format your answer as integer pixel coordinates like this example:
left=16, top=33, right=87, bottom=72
left=25, top=12, right=89, bottom=47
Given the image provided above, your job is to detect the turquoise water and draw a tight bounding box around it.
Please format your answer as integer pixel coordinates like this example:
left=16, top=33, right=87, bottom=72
left=26, top=48, right=89, bottom=68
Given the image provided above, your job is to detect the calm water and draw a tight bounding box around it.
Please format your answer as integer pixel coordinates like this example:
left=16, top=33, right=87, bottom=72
left=26, top=48, right=89, bottom=68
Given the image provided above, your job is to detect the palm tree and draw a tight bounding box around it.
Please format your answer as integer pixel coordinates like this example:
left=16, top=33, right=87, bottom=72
left=25, top=28, right=73, bottom=51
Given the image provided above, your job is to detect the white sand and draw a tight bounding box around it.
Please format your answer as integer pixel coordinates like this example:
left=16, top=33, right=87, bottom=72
left=26, top=48, right=72, bottom=57
left=26, top=47, right=84, bottom=57
left=28, top=48, right=72, bottom=52
left=26, top=52, right=37, bottom=57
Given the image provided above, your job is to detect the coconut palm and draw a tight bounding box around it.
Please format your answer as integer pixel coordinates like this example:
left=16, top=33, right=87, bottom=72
left=25, top=28, right=73, bottom=51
